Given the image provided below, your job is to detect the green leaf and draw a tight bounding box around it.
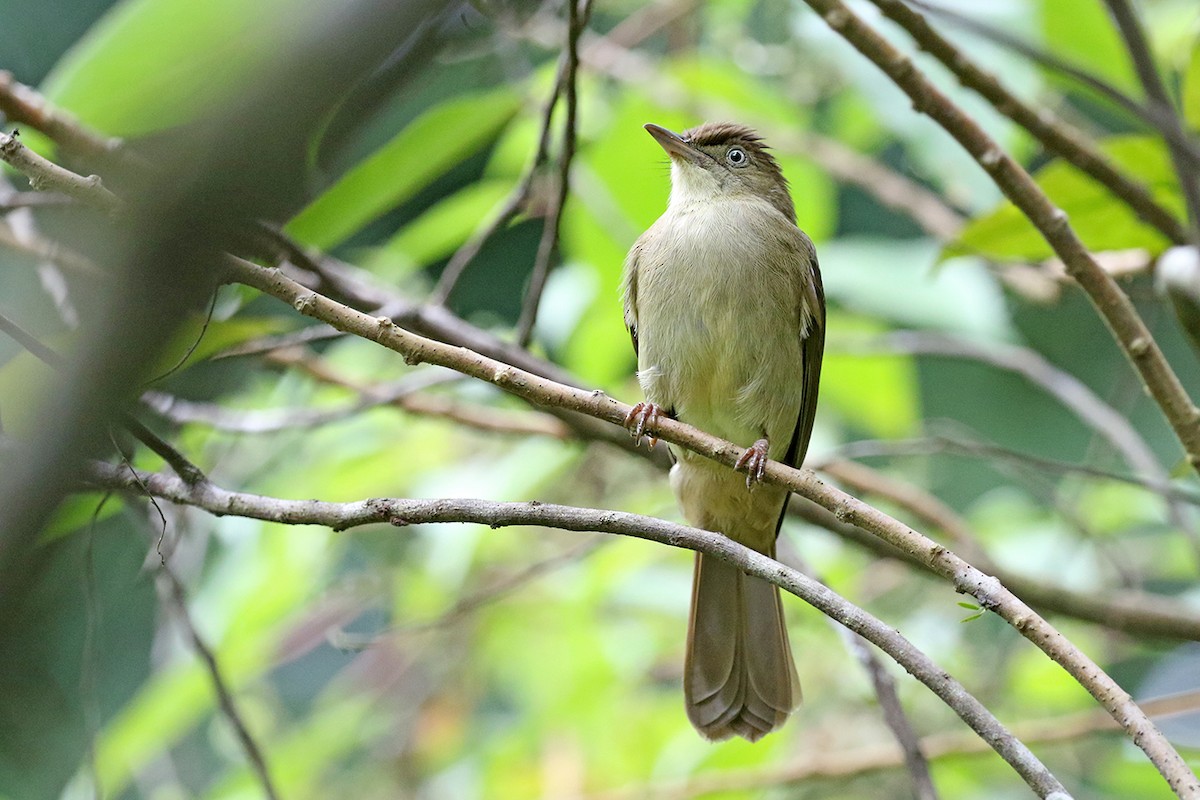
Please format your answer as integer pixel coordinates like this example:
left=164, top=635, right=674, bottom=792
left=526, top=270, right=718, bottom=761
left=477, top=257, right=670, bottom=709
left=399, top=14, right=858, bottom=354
left=822, top=316, right=919, bottom=439
left=286, top=89, right=521, bottom=250
left=1040, top=0, right=1138, bottom=94
left=1184, top=34, right=1200, bottom=130
left=362, top=179, right=514, bottom=278
left=950, top=135, right=1181, bottom=261
left=42, top=0, right=309, bottom=136
left=148, top=315, right=296, bottom=379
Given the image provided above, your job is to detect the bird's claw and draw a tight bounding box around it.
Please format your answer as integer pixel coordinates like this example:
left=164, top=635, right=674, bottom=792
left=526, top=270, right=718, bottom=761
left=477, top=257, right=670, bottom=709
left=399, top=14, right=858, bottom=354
left=624, top=401, right=664, bottom=447
left=735, top=438, right=770, bottom=489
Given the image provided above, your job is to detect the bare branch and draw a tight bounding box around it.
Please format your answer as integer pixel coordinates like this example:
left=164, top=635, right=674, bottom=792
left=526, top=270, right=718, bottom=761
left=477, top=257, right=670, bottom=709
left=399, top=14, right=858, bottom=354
left=515, top=0, right=595, bottom=346
left=429, top=48, right=568, bottom=305
left=224, top=254, right=1190, bottom=792
left=806, top=0, right=1200, bottom=487
left=870, top=0, right=1189, bottom=244
left=83, top=459, right=1071, bottom=798
left=792, top=488, right=1200, bottom=642
left=0, top=130, right=120, bottom=212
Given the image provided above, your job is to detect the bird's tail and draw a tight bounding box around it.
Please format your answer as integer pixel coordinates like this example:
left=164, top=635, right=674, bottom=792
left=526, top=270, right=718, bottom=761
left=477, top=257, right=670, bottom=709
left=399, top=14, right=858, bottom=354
left=684, top=547, right=801, bottom=741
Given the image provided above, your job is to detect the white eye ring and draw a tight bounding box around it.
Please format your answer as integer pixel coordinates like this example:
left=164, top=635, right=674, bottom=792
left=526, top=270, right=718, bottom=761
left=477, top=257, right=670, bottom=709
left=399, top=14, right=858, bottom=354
left=726, top=146, right=748, bottom=167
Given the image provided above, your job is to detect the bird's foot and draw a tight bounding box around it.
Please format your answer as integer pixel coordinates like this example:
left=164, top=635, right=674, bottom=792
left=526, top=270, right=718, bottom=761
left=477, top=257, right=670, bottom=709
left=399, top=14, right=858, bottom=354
left=624, top=401, right=666, bottom=447
left=735, top=437, right=770, bottom=488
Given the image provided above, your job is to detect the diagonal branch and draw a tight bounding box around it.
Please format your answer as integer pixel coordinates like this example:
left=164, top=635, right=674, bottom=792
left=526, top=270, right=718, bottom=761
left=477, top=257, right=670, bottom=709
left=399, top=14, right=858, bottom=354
left=871, top=0, right=1188, bottom=245
left=0, top=129, right=120, bottom=212
left=83, top=459, right=1071, bottom=798
left=224, top=254, right=1193, bottom=795
left=807, top=0, right=1200, bottom=483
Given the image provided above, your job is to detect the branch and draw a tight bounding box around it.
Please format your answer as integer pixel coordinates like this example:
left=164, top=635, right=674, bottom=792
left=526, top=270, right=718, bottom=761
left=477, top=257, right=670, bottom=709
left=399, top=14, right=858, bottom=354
left=82, top=459, right=1071, bottom=798
left=870, top=0, right=1189, bottom=244
left=515, top=0, right=595, bottom=346
left=223, top=254, right=1190, bottom=793
left=0, top=129, right=120, bottom=212
left=1102, top=0, right=1200, bottom=239
left=806, top=0, right=1200, bottom=483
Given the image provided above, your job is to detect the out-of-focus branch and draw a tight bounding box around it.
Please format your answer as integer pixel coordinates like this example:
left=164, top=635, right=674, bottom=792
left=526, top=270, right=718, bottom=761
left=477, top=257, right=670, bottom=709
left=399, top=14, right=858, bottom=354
left=224, top=255, right=1187, bottom=792
left=806, top=0, right=1200, bottom=491
left=869, top=0, right=1188, bottom=245
left=515, top=0, right=595, bottom=346
left=82, top=458, right=1072, bottom=798
left=0, top=130, right=120, bottom=212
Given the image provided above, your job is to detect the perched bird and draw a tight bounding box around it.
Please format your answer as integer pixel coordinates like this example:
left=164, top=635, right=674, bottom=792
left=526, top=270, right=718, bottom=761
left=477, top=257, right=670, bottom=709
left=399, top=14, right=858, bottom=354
left=622, top=122, right=824, bottom=741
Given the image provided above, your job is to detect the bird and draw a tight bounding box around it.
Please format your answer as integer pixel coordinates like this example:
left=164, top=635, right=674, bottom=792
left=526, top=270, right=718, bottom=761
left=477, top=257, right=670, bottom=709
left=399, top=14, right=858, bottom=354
left=621, top=121, right=824, bottom=741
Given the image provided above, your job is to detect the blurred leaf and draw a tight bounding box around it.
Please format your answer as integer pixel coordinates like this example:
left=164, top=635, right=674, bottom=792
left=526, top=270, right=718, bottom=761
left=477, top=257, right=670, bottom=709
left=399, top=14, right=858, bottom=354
left=1185, top=34, right=1200, bottom=130
left=149, top=315, right=296, bottom=379
left=949, top=135, right=1180, bottom=261
left=42, top=0, right=309, bottom=136
left=363, top=179, right=513, bottom=278
left=287, top=89, right=521, bottom=250
left=822, top=316, right=919, bottom=439
left=1040, top=0, right=1138, bottom=94
left=41, top=494, right=123, bottom=542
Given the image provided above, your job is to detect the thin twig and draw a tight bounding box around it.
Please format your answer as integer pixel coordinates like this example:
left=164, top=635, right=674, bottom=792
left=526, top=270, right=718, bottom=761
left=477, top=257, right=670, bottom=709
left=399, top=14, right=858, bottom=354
left=0, top=190, right=75, bottom=211
left=515, top=0, right=594, bottom=346
left=1101, top=0, right=1200, bottom=240
left=870, top=0, right=1187, bottom=246
left=83, top=459, right=1072, bottom=798
left=0, top=129, right=120, bottom=212
left=809, top=0, right=1200, bottom=485
left=224, top=254, right=1188, bottom=794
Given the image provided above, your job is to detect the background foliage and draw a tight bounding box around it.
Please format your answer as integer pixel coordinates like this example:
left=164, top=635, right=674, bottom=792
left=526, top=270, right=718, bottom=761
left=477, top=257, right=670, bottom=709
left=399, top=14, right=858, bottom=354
left=2, top=0, right=1200, bottom=798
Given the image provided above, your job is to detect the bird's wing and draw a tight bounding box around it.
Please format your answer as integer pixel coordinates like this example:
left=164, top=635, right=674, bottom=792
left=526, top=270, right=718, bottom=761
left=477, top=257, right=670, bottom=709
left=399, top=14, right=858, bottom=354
left=622, top=238, right=644, bottom=356
left=782, top=236, right=825, bottom=472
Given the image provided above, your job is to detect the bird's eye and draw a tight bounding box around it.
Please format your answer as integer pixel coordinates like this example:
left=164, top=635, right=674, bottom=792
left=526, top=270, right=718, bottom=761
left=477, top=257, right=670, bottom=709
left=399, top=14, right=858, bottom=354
left=726, top=146, right=748, bottom=167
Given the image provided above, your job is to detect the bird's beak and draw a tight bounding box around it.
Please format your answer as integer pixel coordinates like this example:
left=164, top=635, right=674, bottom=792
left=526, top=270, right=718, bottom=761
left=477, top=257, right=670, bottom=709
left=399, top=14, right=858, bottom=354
left=644, top=123, right=705, bottom=165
